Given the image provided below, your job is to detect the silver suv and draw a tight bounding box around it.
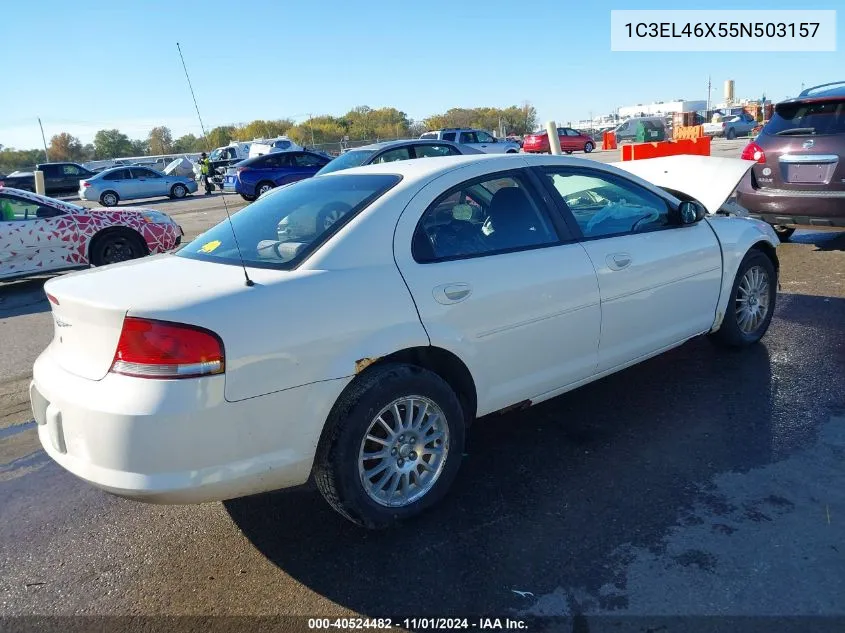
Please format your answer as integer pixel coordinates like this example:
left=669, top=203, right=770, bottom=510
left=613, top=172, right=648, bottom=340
left=419, top=128, right=520, bottom=154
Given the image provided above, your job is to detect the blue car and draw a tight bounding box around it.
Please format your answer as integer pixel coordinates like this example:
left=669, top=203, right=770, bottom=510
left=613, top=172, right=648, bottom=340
left=227, top=151, right=331, bottom=201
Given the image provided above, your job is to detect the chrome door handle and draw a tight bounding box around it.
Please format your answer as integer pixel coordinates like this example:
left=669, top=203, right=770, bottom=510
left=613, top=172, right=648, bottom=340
left=433, top=283, right=472, bottom=305
left=607, top=253, right=632, bottom=270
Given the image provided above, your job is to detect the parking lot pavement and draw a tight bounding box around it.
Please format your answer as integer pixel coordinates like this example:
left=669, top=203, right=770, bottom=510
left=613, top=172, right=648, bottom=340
left=1, top=142, right=843, bottom=627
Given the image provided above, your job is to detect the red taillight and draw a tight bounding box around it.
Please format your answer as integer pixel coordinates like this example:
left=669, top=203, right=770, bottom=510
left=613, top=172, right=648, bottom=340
left=741, top=142, right=766, bottom=164
left=46, top=293, right=59, bottom=305
left=110, top=317, right=224, bottom=379
left=81, top=181, right=91, bottom=188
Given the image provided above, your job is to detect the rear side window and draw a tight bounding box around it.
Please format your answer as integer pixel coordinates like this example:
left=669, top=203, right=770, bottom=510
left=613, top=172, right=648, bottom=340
left=372, top=147, right=412, bottom=164
left=414, top=144, right=456, bottom=158
left=419, top=132, right=438, bottom=140
left=103, top=169, right=128, bottom=180
left=442, top=132, right=456, bottom=141
left=765, top=99, right=845, bottom=136
left=413, top=172, right=558, bottom=263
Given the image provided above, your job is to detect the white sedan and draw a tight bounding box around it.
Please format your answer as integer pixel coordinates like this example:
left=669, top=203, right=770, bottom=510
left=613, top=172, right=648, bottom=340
left=31, top=154, right=779, bottom=528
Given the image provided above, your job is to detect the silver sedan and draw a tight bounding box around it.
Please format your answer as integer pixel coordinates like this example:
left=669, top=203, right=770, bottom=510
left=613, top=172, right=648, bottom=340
left=79, top=166, right=198, bottom=206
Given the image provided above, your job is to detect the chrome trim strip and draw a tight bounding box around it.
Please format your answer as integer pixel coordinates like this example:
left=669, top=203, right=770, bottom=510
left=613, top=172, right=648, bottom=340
left=779, top=153, right=839, bottom=164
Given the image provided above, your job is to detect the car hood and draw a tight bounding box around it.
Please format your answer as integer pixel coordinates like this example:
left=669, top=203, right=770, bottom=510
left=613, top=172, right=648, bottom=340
left=610, top=155, right=755, bottom=215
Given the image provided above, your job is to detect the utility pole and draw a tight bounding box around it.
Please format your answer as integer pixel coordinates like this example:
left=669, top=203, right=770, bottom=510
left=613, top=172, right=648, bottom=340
left=38, top=117, right=49, bottom=162
left=308, top=114, right=315, bottom=147
left=706, top=76, right=712, bottom=113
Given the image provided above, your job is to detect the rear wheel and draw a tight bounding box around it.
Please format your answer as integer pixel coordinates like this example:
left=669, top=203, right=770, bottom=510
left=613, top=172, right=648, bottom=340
left=315, top=363, right=465, bottom=529
left=100, top=191, right=119, bottom=207
left=90, top=230, right=146, bottom=266
left=584, top=142, right=594, bottom=153
left=774, top=226, right=795, bottom=241
left=256, top=181, right=274, bottom=197
left=240, top=193, right=256, bottom=202
left=711, top=250, right=776, bottom=347
left=564, top=150, right=574, bottom=155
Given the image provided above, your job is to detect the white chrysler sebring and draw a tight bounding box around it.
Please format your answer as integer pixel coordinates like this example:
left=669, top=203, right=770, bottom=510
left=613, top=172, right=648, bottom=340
left=31, top=153, right=779, bottom=528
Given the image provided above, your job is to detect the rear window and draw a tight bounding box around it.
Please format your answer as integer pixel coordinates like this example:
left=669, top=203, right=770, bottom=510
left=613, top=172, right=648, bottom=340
left=765, top=99, right=845, bottom=136
left=419, top=132, right=438, bottom=140
left=316, top=150, right=375, bottom=175
left=177, top=174, right=400, bottom=270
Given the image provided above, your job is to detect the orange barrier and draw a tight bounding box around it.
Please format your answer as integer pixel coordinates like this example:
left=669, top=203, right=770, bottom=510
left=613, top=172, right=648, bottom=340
left=672, top=125, right=704, bottom=140
left=620, top=136, right=711, bottom=161
left=602, top=130, right=617, bottom=150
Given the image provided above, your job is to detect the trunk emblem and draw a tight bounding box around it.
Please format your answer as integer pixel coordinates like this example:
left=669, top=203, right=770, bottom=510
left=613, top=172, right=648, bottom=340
left=55, top=317, right=72, bottom=328
left=762, top=167, right=772, bottom=176
left=802, top=139, right=815, bottom=149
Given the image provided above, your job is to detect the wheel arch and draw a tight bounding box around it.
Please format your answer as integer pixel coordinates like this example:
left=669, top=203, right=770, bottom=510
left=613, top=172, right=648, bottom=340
left=88, top=226, right=149, bottom=262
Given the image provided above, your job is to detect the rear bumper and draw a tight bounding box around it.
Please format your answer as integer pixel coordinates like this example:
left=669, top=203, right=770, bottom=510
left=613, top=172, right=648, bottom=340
left=31, top=344, right=349, bottom=503
left=736, top=178, right=845, bottom=228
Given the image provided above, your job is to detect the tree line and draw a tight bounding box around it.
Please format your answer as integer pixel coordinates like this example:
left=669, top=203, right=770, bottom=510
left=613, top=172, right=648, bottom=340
left=0, top=104, right=537, bottom=173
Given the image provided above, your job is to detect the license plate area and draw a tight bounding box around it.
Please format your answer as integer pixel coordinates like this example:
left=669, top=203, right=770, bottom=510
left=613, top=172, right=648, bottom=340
left=782, top=163, right=834, bottom=184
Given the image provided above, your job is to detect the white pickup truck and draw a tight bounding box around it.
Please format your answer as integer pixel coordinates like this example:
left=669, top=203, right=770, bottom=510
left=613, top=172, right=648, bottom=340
left=703, top=112, right=757, bottom=139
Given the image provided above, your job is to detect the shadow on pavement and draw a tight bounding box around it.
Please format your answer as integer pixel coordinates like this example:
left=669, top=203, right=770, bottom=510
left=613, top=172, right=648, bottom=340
left=226, top=331, right=796, bottom=615
left=0, top=277, right=51, bottom=318
left=790, top=229, right=845, bottom=251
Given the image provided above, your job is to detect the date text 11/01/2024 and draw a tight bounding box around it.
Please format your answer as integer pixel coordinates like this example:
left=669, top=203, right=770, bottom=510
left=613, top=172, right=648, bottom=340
left=307, top=618, right=528, bottom=630
left=624, top=21, right=820, bottom=38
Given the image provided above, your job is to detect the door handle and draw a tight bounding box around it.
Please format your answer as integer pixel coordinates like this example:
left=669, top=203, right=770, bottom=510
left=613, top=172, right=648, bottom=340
left=607, top=253, right=632, bottom=271
left=433, top=283, right=472, bottom=305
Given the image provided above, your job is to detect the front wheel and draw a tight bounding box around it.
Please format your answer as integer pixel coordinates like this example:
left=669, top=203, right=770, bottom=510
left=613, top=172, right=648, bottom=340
left=170, top=183, right=188, bottom=199
left=240, top=193, right=256, bottom=202
left=711, top=250, right=776, bottom=347
left=90, top=231, right=145, bottom=266
left=564, top=150, right=574, bottom=155
left=315, top=363, right=466, bottom=529
left=584, top=142, right=594, bottom=153
left=256, top=181, right=274, bottom=197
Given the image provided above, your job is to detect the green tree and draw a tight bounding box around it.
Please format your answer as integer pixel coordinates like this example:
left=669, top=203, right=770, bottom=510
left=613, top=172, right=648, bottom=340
left=147, top=126, right=173, bottom=155
left=0, top=148, right=43, bottom=173
left=205, top=126, right=237, bottom=149
left=93, top=129, right=133, bottom=159
left=172, top=134, right=203, bottom=154
left=48, top=133, right=84, bottom=162
left=236, top=119, right=295, bottom=141
left=129, top=139, right=148, bottom=156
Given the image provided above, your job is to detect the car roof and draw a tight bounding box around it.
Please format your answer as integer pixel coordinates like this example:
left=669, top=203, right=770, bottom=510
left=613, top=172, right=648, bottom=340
left=319, top=153, right=605, bottom=182
left=347, top=139, right=465, bottom=151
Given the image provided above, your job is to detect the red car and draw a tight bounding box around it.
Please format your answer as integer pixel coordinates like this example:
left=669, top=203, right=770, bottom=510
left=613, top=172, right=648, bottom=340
left=523, top=127, right=596, bottom=154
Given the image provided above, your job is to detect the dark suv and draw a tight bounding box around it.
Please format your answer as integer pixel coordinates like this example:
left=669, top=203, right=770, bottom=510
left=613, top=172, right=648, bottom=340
left=0, top=162, right=97, bottom=195
left=736, top=81, right=845, bottom=240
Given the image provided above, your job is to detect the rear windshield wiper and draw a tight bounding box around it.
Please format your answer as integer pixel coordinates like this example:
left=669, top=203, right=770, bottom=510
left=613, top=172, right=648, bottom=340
left=775, top=127, right=816, bottom=135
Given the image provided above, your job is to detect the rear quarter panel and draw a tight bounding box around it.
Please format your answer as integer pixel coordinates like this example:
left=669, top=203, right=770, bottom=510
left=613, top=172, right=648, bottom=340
left=705, top=215, right=779, bottom=331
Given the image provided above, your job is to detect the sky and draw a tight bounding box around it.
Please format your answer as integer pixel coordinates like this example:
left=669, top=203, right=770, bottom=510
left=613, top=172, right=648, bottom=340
left=1, top=0, right=842, bottom=149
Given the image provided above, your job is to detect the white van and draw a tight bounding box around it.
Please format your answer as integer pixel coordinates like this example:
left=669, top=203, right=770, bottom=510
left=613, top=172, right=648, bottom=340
left=248, top=136, right=302, bottom=158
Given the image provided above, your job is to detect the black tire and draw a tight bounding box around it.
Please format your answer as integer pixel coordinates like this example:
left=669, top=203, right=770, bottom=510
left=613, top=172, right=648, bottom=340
left=726, top=128, right=736, bottom=140
left=584, top=142, right=594, bottom=153
left=99, top=191, right=119, bottom=207
left=506, top=149, right=518, bottom=154
left=89, top=230, right=146, bottom=266
left=256, top=181, right=274, bottom=197
left=315, top=363, right=466, bottom=529
left=711, top=249, right=777, bottom=348
left=170, top=183, right=188, bottom=199
left=774, top=226, right=795, bottom=241
left=240, top=193, right=256, bottom=202
left=564, top=150, right=574, bottom=155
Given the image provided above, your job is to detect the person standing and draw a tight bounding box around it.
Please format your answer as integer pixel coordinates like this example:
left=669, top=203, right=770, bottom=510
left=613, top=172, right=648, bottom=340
left=199, top=152, right=213, bottom=195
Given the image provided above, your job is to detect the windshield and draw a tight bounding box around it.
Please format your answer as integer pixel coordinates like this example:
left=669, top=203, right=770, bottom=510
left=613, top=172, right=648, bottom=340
left=177, top=174, right=400, bottom=270
left=316, top=150, right=375, bottom=175
left=766, top=99, right=845, bottom=136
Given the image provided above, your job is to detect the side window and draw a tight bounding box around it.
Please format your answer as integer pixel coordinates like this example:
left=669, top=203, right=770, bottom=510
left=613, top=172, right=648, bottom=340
left=565, top=129, right=580, bottom=137
left=441, top=132, right=457, bottom=142
left=273, top=140, right=292, bottom=150
left=103, top=169, right=128, bottom=180
left=475, top=131, right=494, bottom=143
left=372, top=147, right=412, bottom=164
left=0, top=195, right=51, bottom=221
left=132, top=168, right=161, bottom=178
left=414, top=144, right=454, bottom=158
left=412, top=172, right=559, bottom=263
left=458, top=132, right=478, bottom=144
left=62, top=165, right=83, bottom=176
left=292, top=153, right=327, bottom=167
left=261, top=154, right=288, bottom=168
left=41, top=165, right=59, bottom=177
left=542, top=169, right=670, bottom=238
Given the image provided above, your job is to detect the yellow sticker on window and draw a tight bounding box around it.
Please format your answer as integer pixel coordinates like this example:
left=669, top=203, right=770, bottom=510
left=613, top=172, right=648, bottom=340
left=198, top=240, right=221, bottom=253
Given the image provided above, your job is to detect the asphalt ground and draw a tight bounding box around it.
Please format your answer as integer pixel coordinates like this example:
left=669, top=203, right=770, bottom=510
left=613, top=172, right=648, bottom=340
left=1, top=138, right=844, bottom=632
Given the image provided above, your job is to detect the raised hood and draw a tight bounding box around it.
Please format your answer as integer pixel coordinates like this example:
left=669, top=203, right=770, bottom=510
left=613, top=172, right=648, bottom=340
left=610, top=155, right=755, bottom=215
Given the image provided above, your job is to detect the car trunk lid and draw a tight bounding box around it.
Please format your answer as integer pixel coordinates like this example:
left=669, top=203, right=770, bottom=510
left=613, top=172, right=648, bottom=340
left=43, top=254, right=252, bottom=381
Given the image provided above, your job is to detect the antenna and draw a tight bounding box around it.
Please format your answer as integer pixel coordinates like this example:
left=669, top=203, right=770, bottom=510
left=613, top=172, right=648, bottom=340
left=176, top=42, right=254, bottom=287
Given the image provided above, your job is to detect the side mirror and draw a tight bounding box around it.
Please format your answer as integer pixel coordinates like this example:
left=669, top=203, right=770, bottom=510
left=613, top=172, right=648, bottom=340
left=679, top=200, right=707, bottom=225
